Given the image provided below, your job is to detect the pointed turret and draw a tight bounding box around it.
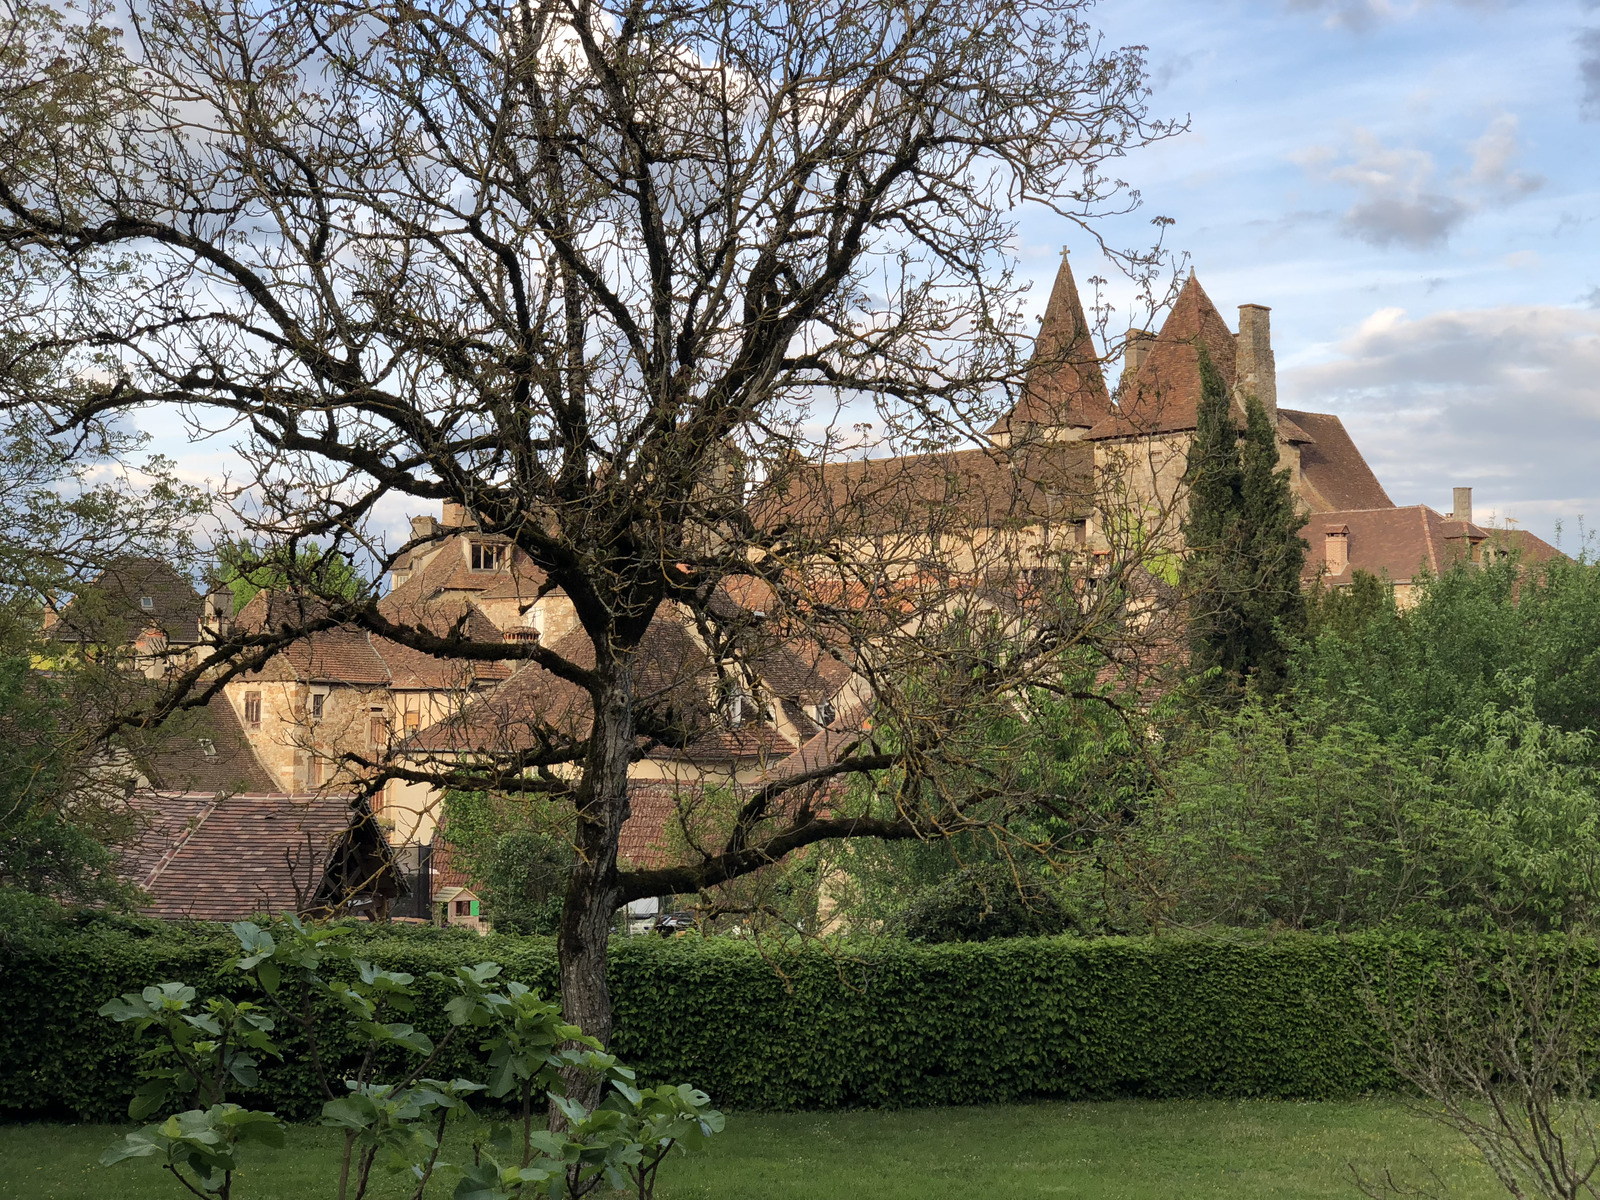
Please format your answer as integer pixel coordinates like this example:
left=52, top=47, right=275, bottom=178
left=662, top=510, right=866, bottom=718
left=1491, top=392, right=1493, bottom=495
left=1085, top=273, right=1241, bottom=440
left=989, top=249, right=1111, bottom=444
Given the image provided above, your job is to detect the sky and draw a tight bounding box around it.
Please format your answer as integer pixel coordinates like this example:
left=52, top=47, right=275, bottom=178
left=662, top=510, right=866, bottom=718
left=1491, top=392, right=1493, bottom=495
left=137, top=0, right=1599, bottom=552
left=1009, top=0, right=1600, bottom=547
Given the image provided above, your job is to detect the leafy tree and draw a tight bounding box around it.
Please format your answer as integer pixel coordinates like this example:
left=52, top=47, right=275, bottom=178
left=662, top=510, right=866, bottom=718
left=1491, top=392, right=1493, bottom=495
left=215, top=539, right=365, bottom=612
left=1180, top=348, right=1306, bottom=694
left=1, top=0, right=1181, bottom=1051
left=1295, top=553, right=1600, bottom=745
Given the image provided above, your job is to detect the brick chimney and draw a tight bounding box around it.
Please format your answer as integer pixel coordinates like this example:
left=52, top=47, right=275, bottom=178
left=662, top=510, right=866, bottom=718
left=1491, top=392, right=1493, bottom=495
left=1236, top=304, right=1277, bottom=424
left=1325, top=524, right=1349, bottom=575
left=1448, top=487, right=1473, bottom=525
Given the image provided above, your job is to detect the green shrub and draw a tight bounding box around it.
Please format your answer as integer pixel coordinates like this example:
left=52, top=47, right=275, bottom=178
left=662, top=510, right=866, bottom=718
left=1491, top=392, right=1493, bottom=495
left=896, top=865, right=1073, bottom=942
left=5, top=923, right=1593, bottom=1119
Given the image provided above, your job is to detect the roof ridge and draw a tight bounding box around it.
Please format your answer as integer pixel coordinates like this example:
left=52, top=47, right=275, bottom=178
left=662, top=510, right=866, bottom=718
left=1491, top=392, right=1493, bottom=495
left=142, top=793, right=224, bottom=889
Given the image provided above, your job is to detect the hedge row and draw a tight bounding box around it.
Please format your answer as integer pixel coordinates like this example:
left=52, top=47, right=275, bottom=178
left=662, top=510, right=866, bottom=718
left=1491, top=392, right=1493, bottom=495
left=0, top=925, right=1553, bottom=1120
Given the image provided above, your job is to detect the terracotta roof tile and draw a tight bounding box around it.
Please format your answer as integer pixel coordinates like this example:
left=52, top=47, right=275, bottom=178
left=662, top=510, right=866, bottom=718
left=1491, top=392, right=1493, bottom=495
left=989, top=253, right=1113, bottom=437
left=123, top=791, right=359, bottom=921
left=1280, top=409, right=1395, bottom=512
left=1302, top=505, right=1488, bottom=586
left=756, top=442, right=1092, bottom=538
left=1085, top=274, right=1239, bottom=440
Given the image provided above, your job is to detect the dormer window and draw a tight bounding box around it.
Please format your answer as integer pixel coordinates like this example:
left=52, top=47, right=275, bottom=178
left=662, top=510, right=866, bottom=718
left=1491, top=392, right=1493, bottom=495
left=470, top=541, right=505, bottom=571
left=140, top=596, right=154, bottom=610
left=197, top=738, right=216, bottom=758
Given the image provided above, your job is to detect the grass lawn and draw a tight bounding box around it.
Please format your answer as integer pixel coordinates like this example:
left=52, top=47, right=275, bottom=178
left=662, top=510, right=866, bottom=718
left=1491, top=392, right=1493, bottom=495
left=0, top=1099, right=1502, bottom=1200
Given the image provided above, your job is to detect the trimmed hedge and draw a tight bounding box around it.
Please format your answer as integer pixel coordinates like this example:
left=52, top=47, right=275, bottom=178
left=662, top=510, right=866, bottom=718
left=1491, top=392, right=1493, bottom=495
left=0, top=925, right=1549, bottom=1120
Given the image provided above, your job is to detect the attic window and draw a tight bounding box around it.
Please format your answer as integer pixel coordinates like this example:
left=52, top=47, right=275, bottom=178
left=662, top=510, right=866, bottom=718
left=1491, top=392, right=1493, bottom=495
left=140, top=596, right=154, bottom=610
left=470, top=541, right=505, bottom=571
left=197, top=738, right=216, bottom=758
left=310, top=691, right=327, bottom=721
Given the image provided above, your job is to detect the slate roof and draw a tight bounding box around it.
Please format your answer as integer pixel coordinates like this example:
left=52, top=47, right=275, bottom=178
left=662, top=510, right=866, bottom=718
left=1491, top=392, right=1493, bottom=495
left=988, top=253, right=1114, bottom=438
left=1282, top=409, right=1395, bottom=513
left=122, top=791, right=359, bottom=920
left=49, top=557, right=205, bottom=646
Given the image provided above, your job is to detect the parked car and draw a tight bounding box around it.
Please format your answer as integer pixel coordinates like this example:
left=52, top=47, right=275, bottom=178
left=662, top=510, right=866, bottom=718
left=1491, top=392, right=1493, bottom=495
left=652, top=910, right=698, bottom=937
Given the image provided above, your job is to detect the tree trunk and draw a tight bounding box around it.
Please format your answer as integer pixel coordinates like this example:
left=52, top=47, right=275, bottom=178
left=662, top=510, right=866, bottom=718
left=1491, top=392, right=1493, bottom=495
left=557, top=662, right=631, bottom=1106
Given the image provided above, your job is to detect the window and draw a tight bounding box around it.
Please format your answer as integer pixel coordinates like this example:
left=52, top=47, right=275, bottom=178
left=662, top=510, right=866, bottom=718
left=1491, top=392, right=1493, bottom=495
left=310, top=691, right=326, bottom=721
left=814, top=701, right=834, bottom=727
left=469, top=541, right=505, bottom=571
left=139, top=596, right=154, bottom=611
left=368, top=716, right=387, bottom=752
left=244, top=691, right=261, bottom=728
left=197, top=738, right=216, bottom=758
left=454, top=899, right=479, bottom=917
left=402, top=694, right=422, bottom=733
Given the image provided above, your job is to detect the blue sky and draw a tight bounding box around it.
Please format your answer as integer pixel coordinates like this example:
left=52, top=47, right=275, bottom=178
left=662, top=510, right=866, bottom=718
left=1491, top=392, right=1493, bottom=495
left=143, top=0, right=1598, bottom=551
left=1012, top=0, right=1600, bottom=546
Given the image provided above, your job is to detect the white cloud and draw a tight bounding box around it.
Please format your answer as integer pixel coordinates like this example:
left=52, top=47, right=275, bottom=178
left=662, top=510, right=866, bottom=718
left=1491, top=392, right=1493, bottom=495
left=1285, top=305, right=1600, bottom=537
left=1298, top=114, right=1541, bottom=250
left=1466, top=113, right=1543, bottom=199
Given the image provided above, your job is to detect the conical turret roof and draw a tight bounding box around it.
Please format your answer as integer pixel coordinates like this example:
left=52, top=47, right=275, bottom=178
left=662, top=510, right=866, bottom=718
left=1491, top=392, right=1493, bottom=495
left=989, top=251, right=1112, bottom=440
left=1085, top=273, right=1240, bottom=440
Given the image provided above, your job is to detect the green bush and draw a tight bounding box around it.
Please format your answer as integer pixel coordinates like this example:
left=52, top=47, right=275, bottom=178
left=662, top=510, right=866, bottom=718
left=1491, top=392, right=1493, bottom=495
left=5, top=923, right=1592, bottom=1120
left=896, top=865, right=1073, bottom=942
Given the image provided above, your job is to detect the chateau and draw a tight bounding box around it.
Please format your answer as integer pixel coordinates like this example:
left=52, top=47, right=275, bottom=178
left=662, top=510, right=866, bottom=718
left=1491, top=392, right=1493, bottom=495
left=771, top=249, right=1558, bottom=605
left=87, top=244, right=1560, bottom=924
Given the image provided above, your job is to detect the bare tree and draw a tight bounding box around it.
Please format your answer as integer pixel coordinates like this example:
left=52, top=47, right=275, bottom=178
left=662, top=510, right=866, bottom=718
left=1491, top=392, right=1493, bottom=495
left=1355, top=942, right=1600, bottom=1200
left=1, top=0, right=1180, bottom=1045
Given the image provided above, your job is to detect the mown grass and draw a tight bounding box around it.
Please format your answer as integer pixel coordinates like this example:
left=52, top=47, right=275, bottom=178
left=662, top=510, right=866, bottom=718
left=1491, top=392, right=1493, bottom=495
left=0, top=1099, right=1502, bottom=1200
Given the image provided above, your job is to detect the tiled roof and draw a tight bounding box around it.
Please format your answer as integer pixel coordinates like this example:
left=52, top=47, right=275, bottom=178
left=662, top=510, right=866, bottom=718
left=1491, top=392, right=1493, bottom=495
left=384, top=538, right=548, bottom=609
left=407, top=615, right=716, bottom=755
left=1303, top=506, right=1487, bottom=586
left=618, top=780, right=701, bottom=869
left=755, top=441, right=1093, bottom=538
left=1281, top=409, right=1395, bottom=512
left=1085, top=274, right=1240, bottom=440
left=50, top=557, right=205, bottom=646
left=140, top=691, right=278, bottom=795
left=122, top=791, right=359, bottom=921
left=237, top=589, right=510, bottom=689
left=988, top=253, right=1113, bottom=438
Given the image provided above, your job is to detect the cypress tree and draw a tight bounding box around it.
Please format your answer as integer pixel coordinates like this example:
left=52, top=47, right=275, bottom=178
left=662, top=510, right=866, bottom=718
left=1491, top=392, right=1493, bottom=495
left=1180, top=346, right=1308, bottom=694
left=1237, top=393, right=1308, bottom=691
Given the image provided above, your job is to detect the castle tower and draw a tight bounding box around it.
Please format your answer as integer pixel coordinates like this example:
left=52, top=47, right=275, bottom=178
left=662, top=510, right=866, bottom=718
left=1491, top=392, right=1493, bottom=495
left=988, top=249, right=1112, bottom=446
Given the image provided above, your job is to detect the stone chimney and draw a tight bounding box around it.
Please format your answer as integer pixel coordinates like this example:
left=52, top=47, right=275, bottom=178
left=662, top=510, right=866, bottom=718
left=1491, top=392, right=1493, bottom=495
left=1448, top=487, right=1473, bottom=525
left=1325, top=524, right=1349, bottom=575
left=1124, top=329, right=1155, bottom=378
left=409, top=514, right=439, bottom=541
left=441, top=501, right=470, bottom=529
left=1235, top=304, right=1277, bottom=424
